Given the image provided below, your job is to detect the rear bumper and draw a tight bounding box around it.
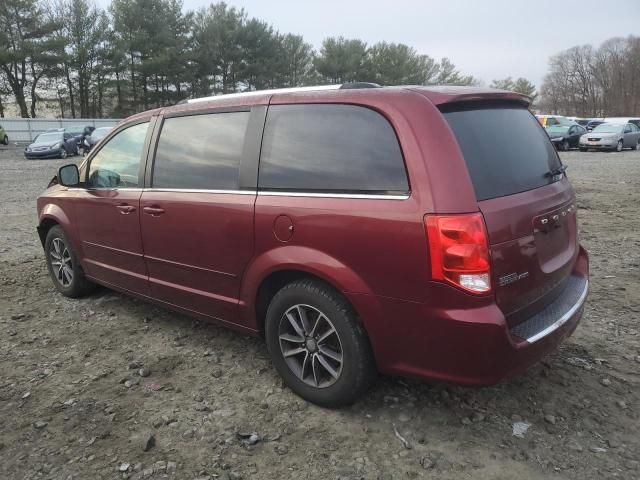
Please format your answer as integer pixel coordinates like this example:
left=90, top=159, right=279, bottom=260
left=351, top=245, right=589, bottom=386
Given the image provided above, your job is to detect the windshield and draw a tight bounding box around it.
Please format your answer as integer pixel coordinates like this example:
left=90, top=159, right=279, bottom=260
left=546, top=125, right=570, bottom=134
left=443, top=104, right=562, bottom=201
left=592, top=123, right=623, bottom=134
left=34, top=133, right=63, bottom=143
left=92, top=128, right=112, bottom=140
left=66, top=127, right=84, bottom=135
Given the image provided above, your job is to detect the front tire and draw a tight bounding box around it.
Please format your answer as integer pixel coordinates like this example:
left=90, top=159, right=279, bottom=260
left=1, top=135, right=7, bottom=145
left=45, top=225, right=94, bottom=298
left=60, top=148, right=68, bottom=159
left=615, top=140, right=623, bottom=152
left=265, top=279, right=376, bottom=407
left=579, top=147, right=587, bottom=152
left=561, top=140, right=570, bottom=151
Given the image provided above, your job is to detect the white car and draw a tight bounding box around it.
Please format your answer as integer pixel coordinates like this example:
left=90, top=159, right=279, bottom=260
left=579, top=122, right=640, bottom=152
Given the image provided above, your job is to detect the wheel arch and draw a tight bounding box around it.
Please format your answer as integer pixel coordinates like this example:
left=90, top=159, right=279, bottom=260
left=37, top=204, right=75, bottom=251
left=240, top=246, right=376, bottom=336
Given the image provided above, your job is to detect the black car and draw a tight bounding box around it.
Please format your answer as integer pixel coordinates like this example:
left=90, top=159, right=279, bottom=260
left=586, top=120, right=604, bottom=132
left=24, top=131, right=78, bottom=159
left=65, top=125, right=95, bottom=151
left=545, top=123, right=587, bottom=151
left=83, top=126, right=112, bottom=154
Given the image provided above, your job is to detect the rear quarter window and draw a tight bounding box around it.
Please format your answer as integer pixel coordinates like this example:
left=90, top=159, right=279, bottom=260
left=258, top=104, right=409, bottom=194
left=442, top=104, right=561, bottom=201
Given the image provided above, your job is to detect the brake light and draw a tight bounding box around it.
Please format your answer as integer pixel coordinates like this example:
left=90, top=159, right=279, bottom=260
left=425, top=213, right=491, bottom=294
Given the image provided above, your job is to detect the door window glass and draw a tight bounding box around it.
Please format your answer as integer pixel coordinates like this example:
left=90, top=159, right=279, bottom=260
left=87, top=122, right=149, bottom=188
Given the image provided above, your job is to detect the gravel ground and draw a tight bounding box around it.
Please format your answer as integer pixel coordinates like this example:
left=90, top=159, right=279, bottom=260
left=0, top=145, right=639, bottom=480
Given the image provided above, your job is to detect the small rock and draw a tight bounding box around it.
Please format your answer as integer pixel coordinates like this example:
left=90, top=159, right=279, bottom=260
left=142, top=433, right=155, bottom=452
left=471, top=412, right=485, bottom=423
left=275, top=444, right=288, bottom=455
left=616, top=400, right=627, bottom=409
left=128, top=361, right=142, bottom=370
left=194, top=394, right=204, bottom=403
left=119, top=463, right=130, bottom=472
left=544, top=414, right=556, bottom=425
left=420, top=457, right=435, bottom=469
left=461, top=417, right=472, bottom=425
left=589, top=446, right=607, bottom=453
left=238, top=432, right=260, bottom=446
left=152, top=418, right=164, bottom=428
left=182, top=429, right=195, bottom=439
left=138, top=368, right=151, bottom=378
left=22, top=392, right=31, bottom=399
left=142, top=468, right=154, bottom=477
left=512, top=421, right=531, bottom=438
left=33, top=421, right=48, bottom=430
left=10, top=313, right=26, bottom=320
left=635, top=355, right=640, bottom=364
left=600, top=378, right=611, bottom=387
left=166, top=461, right=177, bottom=473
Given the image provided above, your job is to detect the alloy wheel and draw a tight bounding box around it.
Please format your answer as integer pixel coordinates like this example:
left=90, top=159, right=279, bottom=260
left=278, top=304, right=344, bottom=388
left=616, top=140, right=623, bottom=152
left=50, top=238, right=73, bottom=287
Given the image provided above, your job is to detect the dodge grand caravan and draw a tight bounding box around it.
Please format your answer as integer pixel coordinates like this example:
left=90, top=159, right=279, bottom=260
left=37, top=84, right=589, bottom=407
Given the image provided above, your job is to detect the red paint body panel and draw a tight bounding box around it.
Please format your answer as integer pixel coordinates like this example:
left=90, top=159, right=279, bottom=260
left=74, top=188, right=149, bottom=294
left=36, top=86, right=589, bottom=387
left=139, top=191, right=255, bottom=322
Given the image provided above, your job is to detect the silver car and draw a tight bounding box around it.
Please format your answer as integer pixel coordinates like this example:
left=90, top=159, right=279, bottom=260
left=579, top=122, right=640, bottom=152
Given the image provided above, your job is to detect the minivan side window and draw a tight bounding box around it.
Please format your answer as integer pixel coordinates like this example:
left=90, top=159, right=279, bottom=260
left=152, top=112, right=251, bottom=190
left=258, top=104, right=409, bottom=194
left=87, top=122, right=149, bottom=188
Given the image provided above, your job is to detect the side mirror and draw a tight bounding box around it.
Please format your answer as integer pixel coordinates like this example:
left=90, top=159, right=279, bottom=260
left=58, top=164, right=80, bottom=187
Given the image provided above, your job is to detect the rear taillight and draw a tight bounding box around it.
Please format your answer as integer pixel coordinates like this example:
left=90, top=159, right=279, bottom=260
left=425, top=213, right=491, bottom=294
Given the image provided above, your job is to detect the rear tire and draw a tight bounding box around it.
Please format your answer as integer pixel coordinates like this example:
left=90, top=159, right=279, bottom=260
left=265, top=279, right=376, bottom=407
left=579, top=147, right=587, bottom=152
left=45, top=225, right=94, bottom=298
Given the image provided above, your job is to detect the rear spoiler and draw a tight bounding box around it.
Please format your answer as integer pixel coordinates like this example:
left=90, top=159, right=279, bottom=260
left=409, top=87, right=531, bottom=108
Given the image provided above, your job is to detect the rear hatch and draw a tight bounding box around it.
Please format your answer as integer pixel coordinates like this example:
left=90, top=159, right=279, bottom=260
left=442, top=102, right=579, bottom=326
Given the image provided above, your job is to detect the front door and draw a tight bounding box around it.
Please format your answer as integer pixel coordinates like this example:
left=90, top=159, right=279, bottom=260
left=75, top=121, right=152, bottom=294
left=139, top=109, right=260, bottom=323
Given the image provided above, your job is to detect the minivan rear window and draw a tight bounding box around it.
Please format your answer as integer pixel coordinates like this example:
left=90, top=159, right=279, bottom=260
left=443, top=104, right=562, bottom=201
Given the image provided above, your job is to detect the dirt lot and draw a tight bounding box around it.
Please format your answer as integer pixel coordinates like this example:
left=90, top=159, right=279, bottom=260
left=0, top=145, right=638, bottom=480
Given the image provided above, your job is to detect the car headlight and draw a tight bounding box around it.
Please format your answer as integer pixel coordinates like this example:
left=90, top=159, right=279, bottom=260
left=551, top=136, right=563, bottom=141
left=53, top=142, right=62, bottom=149
left=84, top=139, right=90, bottom=147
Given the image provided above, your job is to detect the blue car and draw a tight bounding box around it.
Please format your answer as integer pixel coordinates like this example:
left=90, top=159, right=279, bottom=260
left=24, top=131, right=78, bottom=159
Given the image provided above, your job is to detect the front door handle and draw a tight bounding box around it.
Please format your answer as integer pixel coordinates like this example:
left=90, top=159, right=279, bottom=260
left=116, top=204, right=135, bottom=214
left=143, top=206, right=165, bottom=216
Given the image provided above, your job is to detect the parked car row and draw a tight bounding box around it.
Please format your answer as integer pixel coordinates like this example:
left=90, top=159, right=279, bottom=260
left=537, top=114, right=640, bottom=152
left=24, top=125, right=111, bottom=159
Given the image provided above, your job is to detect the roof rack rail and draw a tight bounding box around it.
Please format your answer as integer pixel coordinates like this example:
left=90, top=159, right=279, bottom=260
left=186, top=85, right=342, bottom=104
left=339, top=82, right=381, bottom=89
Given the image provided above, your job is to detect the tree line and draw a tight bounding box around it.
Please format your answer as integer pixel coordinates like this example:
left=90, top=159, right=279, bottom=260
left=539, top=35, right=640, bottom=117
left=0, top=0, right=481, bottom=118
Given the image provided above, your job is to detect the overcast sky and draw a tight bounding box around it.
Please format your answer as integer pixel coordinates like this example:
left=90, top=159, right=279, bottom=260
left=103, top=0, right=640, bottom=88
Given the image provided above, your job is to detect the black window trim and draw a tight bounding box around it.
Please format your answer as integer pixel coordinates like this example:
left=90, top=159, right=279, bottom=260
left=256, top=103, right=411, bottom=197
left=81, top=116, right=157, bottom=190
left=145, top=106, right=266, bottom=192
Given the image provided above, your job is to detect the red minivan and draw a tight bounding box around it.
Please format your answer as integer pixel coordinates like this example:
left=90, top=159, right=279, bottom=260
left=37, top=84, right=589, bottom=407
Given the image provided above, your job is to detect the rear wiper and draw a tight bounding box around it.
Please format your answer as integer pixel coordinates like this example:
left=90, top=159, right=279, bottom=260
left=545, top=165, right=567, bottom=178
